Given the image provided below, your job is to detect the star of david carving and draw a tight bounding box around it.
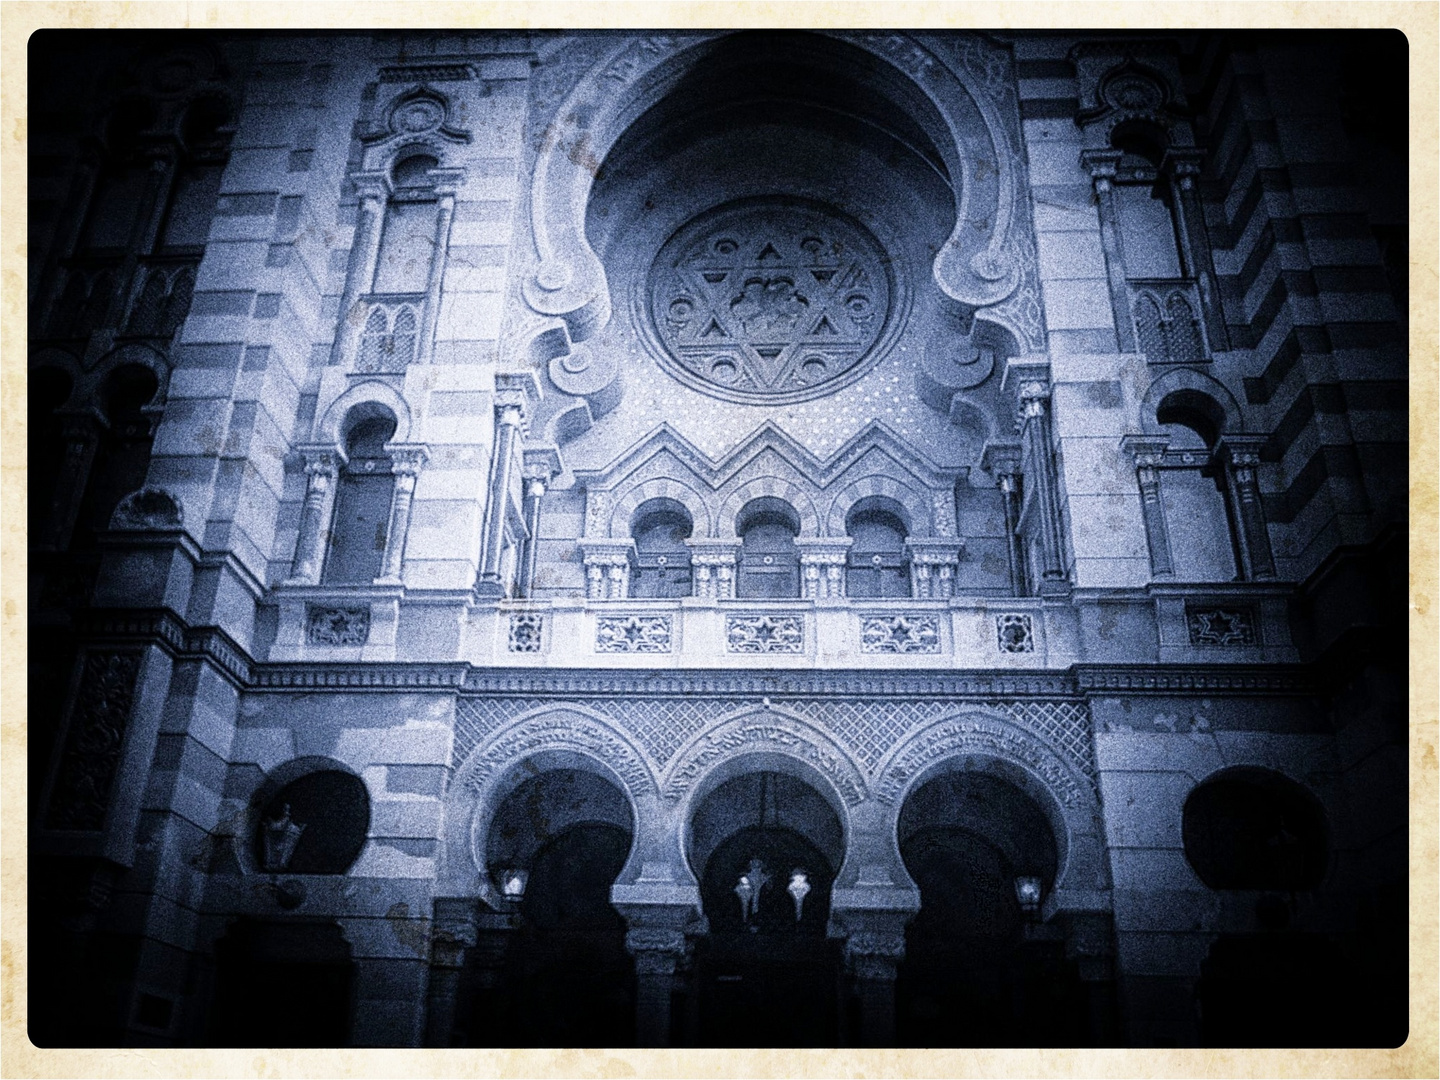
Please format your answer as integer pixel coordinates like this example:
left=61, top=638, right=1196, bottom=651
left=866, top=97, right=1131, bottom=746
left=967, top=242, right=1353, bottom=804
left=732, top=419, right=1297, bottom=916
left=648, top=201, right=893, bottom=402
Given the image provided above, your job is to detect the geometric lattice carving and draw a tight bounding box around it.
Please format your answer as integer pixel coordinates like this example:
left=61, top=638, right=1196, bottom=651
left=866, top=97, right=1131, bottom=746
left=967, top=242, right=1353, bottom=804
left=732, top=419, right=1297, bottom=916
left=357, top=302, right=418, bottom=373
left=45, top=650, right=143, bottom=831
left=860, top=615, right=940, bottom=654
left=453, top=692, right=1097, bottom=786
left=306, top=606, right=370, bottom=645
left=1131, top=282, right=1205, bottom=364
left=726, top=614, right=804, bottom=654
left=507, top=613, right=544, bottom=653
left=996, top=614, right=1034, bottom=653
left=648, top=199, right=894, bottom=403
left=1185, top=605, right=1257, bottom=646
left=596, top=615, right=672, bottom=653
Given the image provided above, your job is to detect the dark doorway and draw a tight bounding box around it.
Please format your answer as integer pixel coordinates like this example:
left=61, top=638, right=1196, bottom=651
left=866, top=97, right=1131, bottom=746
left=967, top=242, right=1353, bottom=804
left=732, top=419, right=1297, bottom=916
left=209, top=919, right=353, bottom=1047
left=895, top=772, right=1089, bottom=1047
left=695, top=826, right=841, bottom=1046
left=492, top=822, right=637, bottom=1047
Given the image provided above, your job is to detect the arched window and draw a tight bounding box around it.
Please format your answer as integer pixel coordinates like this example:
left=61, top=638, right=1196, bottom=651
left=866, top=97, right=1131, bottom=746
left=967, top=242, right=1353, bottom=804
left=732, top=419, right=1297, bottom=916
left=1183, top=769, right=1328, bottom=890
left=372, top=153, right=441, bottom=296
left=356, top=305, right=418, bottom=373
left=1155, top=389, right=1238, bottom=581
left=322, top=414, right=397, bottom=584
left=629, top=498, right=693, bottom=598
left=845, top=499, right=911, bottom=598
left=737, top=497, right=800, bottom=599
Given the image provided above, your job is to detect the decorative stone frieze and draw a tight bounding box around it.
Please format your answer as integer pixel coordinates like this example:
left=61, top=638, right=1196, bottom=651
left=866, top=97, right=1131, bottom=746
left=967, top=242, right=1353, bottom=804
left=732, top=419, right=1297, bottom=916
left=1185, top=605, right=1257, bottom=647
left=306, top=605, right=371, bottom=645
left=860, top=615, right=940, bottom=654
left=507, top=613, right=544, bottom=653
left=596, top=615, right=672, bottom=653
left=725, top=614, right=804, bottom=654
left=995, top=613, right=1034, bottom=653
left=44, top=650, right=143, bottom=831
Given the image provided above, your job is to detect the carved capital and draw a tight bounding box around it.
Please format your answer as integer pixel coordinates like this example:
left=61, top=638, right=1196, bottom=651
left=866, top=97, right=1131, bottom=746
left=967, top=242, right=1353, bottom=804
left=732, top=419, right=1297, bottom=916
left=387, top=444, right=429, bottom=476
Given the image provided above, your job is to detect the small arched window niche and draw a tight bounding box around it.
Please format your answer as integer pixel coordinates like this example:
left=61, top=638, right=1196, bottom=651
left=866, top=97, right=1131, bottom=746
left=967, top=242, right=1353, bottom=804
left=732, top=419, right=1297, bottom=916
left=845, top=498, right=911, bottom=598
left=255, top=768, right=371, bottom=875
left=334, top=149, right=459, bottom=373
left=629, top=498, right=694, bottom=599
left=1183, top=768, right=1328, bottom=891
left=323, top=415, right=397, bottom=585
left=736, top=497, right=801, bottom=599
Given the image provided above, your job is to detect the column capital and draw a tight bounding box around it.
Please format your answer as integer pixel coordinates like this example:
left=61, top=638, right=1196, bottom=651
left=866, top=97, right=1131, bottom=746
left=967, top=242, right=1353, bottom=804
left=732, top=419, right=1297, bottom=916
left=350, top=170, right=394, bottom=203
left=1162, top=146, right=1206, bottom=187
left=494, top=369, right=542, bottom=420
left=522, top=444, right=564, bottom=484
left=296, top=444, right=345, bottom=478
left=980, top=439, right=1024, bottom=480
left=387, top=444, right=430, bottom=476
left=1119, top=433, right=1171, bottom=467
left=904, top=537, right=965, bottom=565
left=1079, top=147, right=1123, bottom=186
left=685, top=538, right=741, bottom=565
left=1217, top=434, right=1267, bottom=468
left=794, top=537, right=853, bottom=564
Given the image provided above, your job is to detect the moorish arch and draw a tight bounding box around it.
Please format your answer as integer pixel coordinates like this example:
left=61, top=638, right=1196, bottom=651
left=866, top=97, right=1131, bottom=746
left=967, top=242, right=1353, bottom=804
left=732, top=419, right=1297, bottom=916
left=872, top=709, right=1109, bottom=900
left=524, top=30, right=1038, bottom=355
left=440, top=706, right=661, bottom=906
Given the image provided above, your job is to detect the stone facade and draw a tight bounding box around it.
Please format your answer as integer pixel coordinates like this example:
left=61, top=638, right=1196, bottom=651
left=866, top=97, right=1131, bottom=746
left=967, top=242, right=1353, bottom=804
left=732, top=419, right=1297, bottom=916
left=27, top=30, right=1406, bottom=1048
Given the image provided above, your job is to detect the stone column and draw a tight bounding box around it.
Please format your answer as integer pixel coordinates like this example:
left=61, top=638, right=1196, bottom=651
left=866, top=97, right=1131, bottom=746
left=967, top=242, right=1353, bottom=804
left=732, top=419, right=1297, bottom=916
left=1018, top=380, right=1070, bottom=594
left=109, top=152, right=176, bottom=330
left=578, top=539, right=635, bottom=600
left=377, top=445, right=428, bottom=584
left=904, top=539, right=965, bottom=599
left=1220, top=437, right=1277, bottom=581
left=981, top=442, right=1026, bottom=596
left=415, top=173, right=462, bottom=366
left=687, top=539, right=741, bottom=600
left=1062, top=912, right=1120, bottom=1047
left=1163, top=147, right=1228, bottom=353
left=39, top=412, right=102, bottom=550
left=423, top=898, right=478, bottom=1047
left=614, top=898, right=702, bottom=1049
left=796, top=538, right=852, bottom=600
left=1081, top=148, right=1134, bottom=352
left=287, top=447, right=343, bottom=583
left=475, top=400, right=525, bottom=600
left=830, top=907, right=911, bottom=1048
left=1121, top=435, right=1174, bottom=579
left=329, top=172, right=391, bottom=368
left=515, top=447, right=562, bottom=599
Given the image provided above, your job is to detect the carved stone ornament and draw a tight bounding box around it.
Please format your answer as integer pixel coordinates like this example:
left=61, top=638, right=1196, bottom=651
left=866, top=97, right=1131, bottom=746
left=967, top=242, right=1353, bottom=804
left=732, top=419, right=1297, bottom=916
left=861, top=615, right=941, bottom=655
left=1186, top=606, right=1257, bottom=647
left=45, top=651, right=143, bottom=831
left=647, top=199, right=895, bottom=403
left=726, top=614, right=805, bottom=654
left=109, top=486, right=184, bottom=530
left=305, top=606, right=371, bottom=646
left=508, top=613, right=545, bottom=653
left=996, top=613, right=1035, bottom=653
left=596, top=615, right=673, bottom=653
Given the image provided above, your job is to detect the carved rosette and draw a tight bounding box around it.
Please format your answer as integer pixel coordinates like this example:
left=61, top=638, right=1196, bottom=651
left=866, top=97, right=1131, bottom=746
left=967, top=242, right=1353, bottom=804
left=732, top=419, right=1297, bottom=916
left=647, top=199, right=896, bottom=404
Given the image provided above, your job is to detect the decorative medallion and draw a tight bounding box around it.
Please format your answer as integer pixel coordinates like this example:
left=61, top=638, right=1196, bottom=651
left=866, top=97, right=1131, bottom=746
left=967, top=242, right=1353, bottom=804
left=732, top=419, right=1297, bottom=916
left=646, top=199, right=896, bottom=403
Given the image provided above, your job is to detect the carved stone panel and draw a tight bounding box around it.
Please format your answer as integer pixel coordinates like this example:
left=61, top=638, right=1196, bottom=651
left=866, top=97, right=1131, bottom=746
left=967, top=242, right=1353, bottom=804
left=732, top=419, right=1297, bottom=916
left=46, top=651, right=143, bottom=831
left=306, top=606, right=371, bottom=646
left=596, top=615, right=673, bottom=653
left=860, top=615, right=941, bottom=654
left=647, top=199, right=895, bottom=403
left=1185, top=606, right=1257, bottom=647
left=726, top=614, right=805, bottom=654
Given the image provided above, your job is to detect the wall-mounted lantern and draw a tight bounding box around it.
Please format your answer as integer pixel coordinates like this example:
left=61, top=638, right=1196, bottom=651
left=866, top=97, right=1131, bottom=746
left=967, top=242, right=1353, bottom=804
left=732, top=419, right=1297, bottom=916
left=1014, top=875, right=1043, bottom=917
left=262, top=804, right=306, bottom=873
left=787, top=869, right=811, bottom=922
left=500, top=868, right=529, bottom=900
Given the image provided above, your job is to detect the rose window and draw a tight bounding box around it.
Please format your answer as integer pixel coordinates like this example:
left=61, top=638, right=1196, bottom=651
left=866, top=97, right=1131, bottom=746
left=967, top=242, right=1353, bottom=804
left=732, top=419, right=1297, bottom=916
left=646, top=200, right=895, bottom=403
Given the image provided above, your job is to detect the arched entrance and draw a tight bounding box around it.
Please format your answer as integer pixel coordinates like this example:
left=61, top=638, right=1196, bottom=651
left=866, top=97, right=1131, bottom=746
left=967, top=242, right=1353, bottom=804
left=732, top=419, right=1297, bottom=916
left=687, top=771, right=845, bottom=1046
left=472, top=768, right=637, bottom=1047
left=895, top=769, right=1088, bottom=1047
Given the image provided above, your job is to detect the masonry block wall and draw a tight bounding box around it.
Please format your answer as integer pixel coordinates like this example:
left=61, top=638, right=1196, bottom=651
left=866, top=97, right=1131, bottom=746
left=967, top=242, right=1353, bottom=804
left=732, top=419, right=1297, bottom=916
left=28, top=29, right=1407, bottom=1049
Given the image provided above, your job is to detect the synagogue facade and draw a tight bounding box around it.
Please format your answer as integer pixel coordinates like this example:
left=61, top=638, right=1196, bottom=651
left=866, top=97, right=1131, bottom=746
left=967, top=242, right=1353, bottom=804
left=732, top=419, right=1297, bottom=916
left=27, top=29, right=1407, bottom=1048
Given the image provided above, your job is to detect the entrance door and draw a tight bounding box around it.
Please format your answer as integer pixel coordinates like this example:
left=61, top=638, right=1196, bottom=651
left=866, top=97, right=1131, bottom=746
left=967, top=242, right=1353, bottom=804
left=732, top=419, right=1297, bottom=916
left=694, top=825, right=841, bottom=1046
